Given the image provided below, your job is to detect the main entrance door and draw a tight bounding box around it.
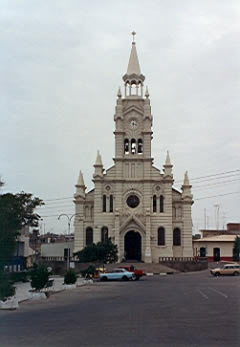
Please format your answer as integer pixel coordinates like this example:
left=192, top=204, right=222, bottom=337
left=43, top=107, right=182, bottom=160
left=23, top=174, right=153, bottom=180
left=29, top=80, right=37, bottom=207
left=124, top=231, right=141, bottom=261
left=213, top=248, right=220, bottom=261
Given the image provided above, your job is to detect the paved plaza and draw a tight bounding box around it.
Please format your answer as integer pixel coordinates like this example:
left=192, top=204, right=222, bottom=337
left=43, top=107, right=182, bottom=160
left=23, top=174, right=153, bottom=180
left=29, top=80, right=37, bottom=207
left=0, top=270, right=240, bottom=347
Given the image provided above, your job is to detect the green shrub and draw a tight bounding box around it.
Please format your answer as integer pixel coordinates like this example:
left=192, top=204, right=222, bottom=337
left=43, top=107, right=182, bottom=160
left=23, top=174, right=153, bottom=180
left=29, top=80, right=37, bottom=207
left=64, top=270, right=77, bottom=284
left=0, top=271, right=15, bottom=301
left=30, top=264, right=49, bottom=291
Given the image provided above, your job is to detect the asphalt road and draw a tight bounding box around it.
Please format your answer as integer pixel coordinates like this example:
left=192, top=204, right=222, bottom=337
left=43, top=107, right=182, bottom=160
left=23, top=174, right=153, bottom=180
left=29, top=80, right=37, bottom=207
left=0, top=270, right=240, bottom=347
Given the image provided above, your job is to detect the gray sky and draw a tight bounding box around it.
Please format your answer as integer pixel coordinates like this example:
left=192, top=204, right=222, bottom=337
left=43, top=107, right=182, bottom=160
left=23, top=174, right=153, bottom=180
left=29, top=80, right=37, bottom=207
left=1, top=0, right=240, bottom=234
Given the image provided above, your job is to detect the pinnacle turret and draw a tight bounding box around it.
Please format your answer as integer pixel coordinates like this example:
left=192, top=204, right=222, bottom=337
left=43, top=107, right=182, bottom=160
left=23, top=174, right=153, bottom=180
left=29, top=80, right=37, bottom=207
left=145, top=86, right=149, bottom=98
left=182, top=171, right=193, bottom=201
left=95, top=150, right=103, bottom=166
left=165, top=151, right=172, bottom=166
left=76, top=170, right=85, bottom=187
left=74, top=170, right=86, bottom=199
left=163, top=151, right=173, bottom=177
left=117, top=87, right=122, bottom=98
left=183, top=171, right=190, bottom=186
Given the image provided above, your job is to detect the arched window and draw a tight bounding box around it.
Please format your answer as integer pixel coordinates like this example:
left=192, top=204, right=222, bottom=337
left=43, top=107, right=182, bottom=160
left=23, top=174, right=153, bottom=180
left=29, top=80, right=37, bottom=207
left=131, top=82, right=137, bottom=95
left=101, top=226, right=108, bottom=243
left=131, top=139, right=136, bottom=154
left=138, top=139, right=143, bottom=154
left=109, top=195, right=113, bottom=212
left=124, top=139, right=129, bottom=154
left=86, top=227, right=93, bottom=246
left=103, top=195, right=106, bottom=212
left=158, top=227, right=165, bottom=246
left=153, top=195, right=157, bottom=212
left=173, top=228, right=181, bottom=246
left=160, top=195, right=164, bottom=213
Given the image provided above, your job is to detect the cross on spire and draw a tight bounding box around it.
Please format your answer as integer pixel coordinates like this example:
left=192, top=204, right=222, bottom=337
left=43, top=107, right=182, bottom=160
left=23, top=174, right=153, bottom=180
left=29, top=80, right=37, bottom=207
left=131, top=31, right=136, bottom=43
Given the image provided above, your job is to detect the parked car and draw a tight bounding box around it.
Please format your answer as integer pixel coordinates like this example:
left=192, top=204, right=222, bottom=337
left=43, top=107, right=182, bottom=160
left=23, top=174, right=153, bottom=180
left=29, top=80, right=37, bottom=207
left=210, top=263, right=240, bottom=276
left=100, top=268, right=134, bottom=281
left=119, top=265, right=145, bottom=280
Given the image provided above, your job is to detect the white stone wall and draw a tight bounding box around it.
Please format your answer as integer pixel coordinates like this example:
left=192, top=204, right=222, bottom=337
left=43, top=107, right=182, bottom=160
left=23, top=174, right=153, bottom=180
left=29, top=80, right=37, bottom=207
left=74, top=62, right=193, bottom=262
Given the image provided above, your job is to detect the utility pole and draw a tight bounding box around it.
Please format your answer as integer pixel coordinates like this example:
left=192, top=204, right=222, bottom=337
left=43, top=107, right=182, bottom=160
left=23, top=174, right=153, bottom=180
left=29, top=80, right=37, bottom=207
left=58, top=213, right=80, bottom=271
left=214, top=204, right=220, bottom=231
left=204, top=208, right=207, bottom=230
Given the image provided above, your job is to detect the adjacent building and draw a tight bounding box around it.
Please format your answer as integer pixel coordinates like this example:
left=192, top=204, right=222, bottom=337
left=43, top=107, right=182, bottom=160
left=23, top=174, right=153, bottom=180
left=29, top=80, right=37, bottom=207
left=74, top=36, right=194, bottom=263
left=193, top=223, right=240, bottom=261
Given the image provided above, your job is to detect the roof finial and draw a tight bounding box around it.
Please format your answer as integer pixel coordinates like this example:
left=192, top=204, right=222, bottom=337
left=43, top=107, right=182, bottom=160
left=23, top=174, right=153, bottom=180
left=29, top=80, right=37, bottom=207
left=117, top=87, right=122, bottom=98
left=145, top=86, right=149, bottom=98
left=131, top=31, right=136, bottom=43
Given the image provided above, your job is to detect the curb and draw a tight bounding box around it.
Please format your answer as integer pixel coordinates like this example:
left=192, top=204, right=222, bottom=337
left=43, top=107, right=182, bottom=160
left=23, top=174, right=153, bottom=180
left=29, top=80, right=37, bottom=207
left=146, top=272, right=174, bottom=276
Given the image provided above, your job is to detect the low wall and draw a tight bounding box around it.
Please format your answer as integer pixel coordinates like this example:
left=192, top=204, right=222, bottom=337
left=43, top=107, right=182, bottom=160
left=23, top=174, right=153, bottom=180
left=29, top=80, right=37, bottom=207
left=159, top=257, right=208, bottom=272
left=39, top=259, right=98, bottom=275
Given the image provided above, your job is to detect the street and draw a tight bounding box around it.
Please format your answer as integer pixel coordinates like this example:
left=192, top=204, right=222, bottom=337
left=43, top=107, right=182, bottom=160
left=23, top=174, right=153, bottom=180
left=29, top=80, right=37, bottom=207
left=0, top=270, right=240, bottom=347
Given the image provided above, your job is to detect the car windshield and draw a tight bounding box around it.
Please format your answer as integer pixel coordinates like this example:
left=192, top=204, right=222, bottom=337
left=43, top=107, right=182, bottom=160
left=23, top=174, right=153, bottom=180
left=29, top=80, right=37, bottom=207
left=112, top=269, right=123, bottom=273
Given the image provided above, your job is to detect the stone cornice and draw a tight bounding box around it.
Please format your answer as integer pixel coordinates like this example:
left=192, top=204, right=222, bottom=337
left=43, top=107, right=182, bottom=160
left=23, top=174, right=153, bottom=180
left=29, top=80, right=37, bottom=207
left=113, top=157, right=153, bottom=162
left=113, top=131, right=125, bottom=135
left=141, top=130, right=153, bottom=134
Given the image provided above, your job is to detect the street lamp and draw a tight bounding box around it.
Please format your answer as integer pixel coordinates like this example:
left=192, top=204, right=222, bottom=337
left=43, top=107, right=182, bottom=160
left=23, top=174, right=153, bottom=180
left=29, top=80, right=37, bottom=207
left=58, top=213, right=79, bottom=270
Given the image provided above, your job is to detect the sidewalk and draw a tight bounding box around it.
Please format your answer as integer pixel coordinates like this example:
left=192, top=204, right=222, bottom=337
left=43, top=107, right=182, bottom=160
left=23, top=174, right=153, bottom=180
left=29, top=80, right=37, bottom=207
left=14, top=277, right=86, bottom=303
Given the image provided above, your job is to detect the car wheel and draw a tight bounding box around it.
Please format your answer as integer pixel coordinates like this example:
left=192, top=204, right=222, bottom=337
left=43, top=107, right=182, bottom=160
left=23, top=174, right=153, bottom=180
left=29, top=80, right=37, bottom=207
left=132, top=274, right=137, bottom=281
left=122, top=276, right=129, bottom=281
left=215, top=272, right=220, bottom=277
left=233, top=272, right=239, bottom=276
left=101, top=276, right=108, bottom=281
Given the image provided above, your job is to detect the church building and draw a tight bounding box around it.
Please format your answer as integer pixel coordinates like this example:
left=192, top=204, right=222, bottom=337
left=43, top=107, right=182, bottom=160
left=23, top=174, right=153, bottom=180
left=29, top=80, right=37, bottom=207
left=74, top=35, right=193, bottom=263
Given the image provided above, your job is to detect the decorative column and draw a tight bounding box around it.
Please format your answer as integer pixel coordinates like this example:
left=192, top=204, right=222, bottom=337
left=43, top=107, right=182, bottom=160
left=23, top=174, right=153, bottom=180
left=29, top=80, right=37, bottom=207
left=114, top=208, right=120, bottom=262
left=93, top=150, right=104, bottom=243
left=73, top=171, right=86, bottom=253
left=145, top=208, right=152, bottom=263
left=182, top=171, right=194, bottom=256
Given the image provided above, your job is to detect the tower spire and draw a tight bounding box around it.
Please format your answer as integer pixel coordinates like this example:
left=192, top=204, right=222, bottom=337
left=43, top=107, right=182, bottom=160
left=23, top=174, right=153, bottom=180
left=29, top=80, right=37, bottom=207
left=122, top=32, right=145, bottom=98
left=127, top=33, right=141, bottom=75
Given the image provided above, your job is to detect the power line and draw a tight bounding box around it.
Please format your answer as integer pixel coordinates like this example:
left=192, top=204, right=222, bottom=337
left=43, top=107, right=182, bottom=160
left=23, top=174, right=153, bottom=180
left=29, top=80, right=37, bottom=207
left=36, top=204, right=75, bottom=210
left=175, top=169, right=240, bottom=184
left=38, top=169, right=240, bottom=204
left=44, top=196, right=73, bottom=202
left=193, top=178, right=240, bottom=190
left=39, top=191, right=240, bottom=218
left=195, top=191, right=240, bottom=201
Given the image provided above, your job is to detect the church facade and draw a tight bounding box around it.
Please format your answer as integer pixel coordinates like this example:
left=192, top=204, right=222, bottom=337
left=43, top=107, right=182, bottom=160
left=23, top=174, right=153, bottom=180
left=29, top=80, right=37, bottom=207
left=73, top=38, right=193, bottom=263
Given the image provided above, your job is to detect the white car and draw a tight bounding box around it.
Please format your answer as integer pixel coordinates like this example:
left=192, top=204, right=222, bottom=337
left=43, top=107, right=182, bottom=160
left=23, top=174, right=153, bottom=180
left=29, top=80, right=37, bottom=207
left=210, top=264, right=240, bottom=276
left=100, top=268, right=134, bottom=281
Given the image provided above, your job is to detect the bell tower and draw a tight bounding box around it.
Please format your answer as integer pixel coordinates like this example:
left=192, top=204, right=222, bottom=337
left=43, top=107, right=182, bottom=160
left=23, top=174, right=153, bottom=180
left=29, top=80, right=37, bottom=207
left=114, top=33, right=153, bottom=182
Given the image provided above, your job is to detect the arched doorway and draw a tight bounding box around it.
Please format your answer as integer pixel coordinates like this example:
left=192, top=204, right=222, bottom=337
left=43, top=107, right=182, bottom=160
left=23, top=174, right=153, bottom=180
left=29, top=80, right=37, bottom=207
left=213, top=248, right=220, bottom=261
left=200, top=247, right=206, bottom=257
left=124, top=231, right=141, bottom=261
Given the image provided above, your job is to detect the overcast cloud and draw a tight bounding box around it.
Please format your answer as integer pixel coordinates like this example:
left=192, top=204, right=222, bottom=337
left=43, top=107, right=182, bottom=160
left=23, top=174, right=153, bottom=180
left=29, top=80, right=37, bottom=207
left=1, top=0, right=239, bottom=234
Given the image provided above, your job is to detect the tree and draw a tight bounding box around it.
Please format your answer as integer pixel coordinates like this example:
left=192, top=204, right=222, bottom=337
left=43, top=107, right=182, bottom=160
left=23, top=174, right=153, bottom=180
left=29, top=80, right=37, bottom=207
left=233, top=236, right=240, bottom=261
left=192, top=234, right=201, bottom=240
left=30, top=264, right=49, bottom=291
left=0, top=192, right=44, bottom=270
left=0, top=176, right=4, bottom=188
left=0, top=271, right=15, bottom=301
left=64, top=269, right=77, bottom=284
left=75, top=239, right=118, bottom=265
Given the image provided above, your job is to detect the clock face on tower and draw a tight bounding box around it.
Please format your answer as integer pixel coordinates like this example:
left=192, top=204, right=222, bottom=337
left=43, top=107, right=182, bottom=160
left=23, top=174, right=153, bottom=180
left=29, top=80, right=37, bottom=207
left=130, top=119, right=137, bottom=129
